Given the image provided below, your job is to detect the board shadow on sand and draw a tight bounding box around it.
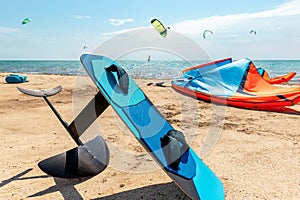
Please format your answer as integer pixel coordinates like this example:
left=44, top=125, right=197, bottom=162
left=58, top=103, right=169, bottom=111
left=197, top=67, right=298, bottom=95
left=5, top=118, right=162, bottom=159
left=92, top=182, right=190, bottom=200
left=28, top=178, right=190, bottom=199
left=28, top=177, right=91, bottom=199
left=0, top=168, right=49, bottom=188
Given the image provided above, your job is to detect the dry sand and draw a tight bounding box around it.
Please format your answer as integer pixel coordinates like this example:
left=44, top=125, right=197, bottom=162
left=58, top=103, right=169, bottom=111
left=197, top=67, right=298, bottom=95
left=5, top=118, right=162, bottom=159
left=0, top=73, right=299, bottom=200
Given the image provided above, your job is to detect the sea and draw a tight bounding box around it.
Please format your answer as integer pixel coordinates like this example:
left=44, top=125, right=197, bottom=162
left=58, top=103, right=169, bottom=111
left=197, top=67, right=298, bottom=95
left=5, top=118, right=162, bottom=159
left=0, top=60, right=299, bottom=83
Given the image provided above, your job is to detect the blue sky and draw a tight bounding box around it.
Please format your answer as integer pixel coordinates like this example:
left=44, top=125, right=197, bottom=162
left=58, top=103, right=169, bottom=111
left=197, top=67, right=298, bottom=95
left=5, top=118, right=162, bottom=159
left=1, top=0, right=299, bottom=60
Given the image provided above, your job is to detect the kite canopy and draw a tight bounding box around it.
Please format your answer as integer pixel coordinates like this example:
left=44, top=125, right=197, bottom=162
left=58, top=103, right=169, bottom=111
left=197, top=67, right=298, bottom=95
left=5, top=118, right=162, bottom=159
left=257, top=67, right=296, bottom=84
left=172, top=58, right=300, bottom=114
left=22, top=18, right=30, bottom=25
left=250, top=30, right=256, bottom=35
left=203, top=30, right=213, bottom=39
left=151, top=18, right=168, bottom=37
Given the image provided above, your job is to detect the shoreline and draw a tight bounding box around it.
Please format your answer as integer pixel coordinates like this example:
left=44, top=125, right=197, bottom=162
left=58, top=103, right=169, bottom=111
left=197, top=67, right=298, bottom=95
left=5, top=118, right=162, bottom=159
left=0, top=73, right=299, bottom=199
left=1, top=72, right=300, bottom=85
left=0, top=72, right=176, bottom=81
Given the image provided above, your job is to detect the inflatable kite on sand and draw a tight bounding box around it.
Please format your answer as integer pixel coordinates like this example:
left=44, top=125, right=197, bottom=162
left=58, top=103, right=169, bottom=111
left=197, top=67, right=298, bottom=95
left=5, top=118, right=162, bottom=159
left=172, top=58, right=300, bottom=114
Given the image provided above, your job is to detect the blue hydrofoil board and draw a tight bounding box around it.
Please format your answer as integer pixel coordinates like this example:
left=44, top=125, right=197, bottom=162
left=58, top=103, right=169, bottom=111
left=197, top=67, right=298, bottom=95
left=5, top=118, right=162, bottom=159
left=80, top=54, right=224, bottom=200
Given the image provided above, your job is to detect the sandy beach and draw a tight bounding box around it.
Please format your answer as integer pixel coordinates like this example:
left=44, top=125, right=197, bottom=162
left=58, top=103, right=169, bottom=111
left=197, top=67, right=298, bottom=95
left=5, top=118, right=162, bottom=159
left=0, top=72, right=299, bottom=200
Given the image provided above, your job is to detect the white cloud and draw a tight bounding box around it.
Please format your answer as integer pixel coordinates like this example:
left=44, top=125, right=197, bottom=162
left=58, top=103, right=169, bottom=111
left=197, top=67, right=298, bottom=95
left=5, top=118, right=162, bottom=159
left=256, top=0, right=300, bottom=17
left=102, top=27, right=146, bottom=36
left=0, top=26, right=21, bottom=34
left=167, top=0, right=300, bottom=59
left=0, top=26, right=22, bottom=41
left=108, top=18, right=134, bottom=26
left=171, top=0, right=300, bottom=37
left=72, top=15, right=92, bottom=19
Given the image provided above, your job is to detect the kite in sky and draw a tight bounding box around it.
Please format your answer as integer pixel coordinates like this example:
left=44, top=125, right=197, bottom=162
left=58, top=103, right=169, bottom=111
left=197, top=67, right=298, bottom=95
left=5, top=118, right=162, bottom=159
left=250, top=30, right=257, bottom=35
left=22, top=18, right=30, bottom=25
left=151, top=18, right=169, bottom=38
left=203, top=30, right=213, bottom=39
